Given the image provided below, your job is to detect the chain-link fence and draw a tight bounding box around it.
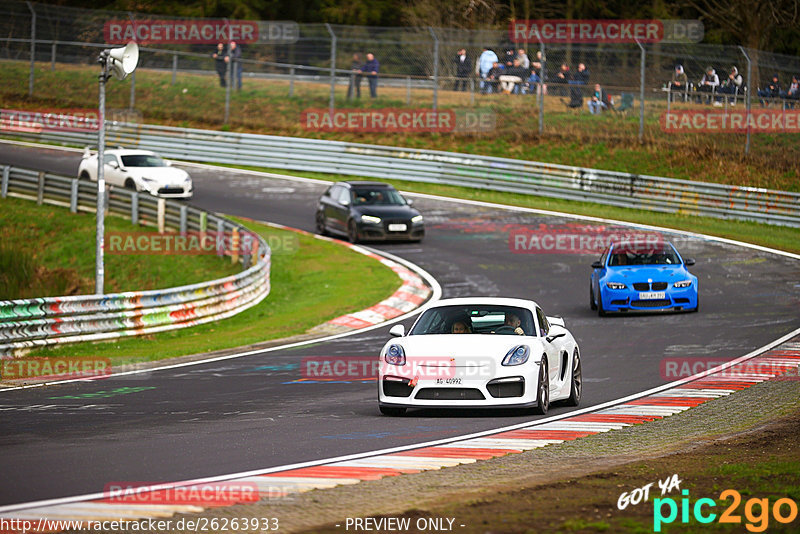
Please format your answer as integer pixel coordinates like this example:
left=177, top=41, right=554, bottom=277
left=2, top=1, right=800, bottom=158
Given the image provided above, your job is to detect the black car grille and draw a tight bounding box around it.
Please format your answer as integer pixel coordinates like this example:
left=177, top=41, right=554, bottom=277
left=632, top=282, right=668, bottom=291
left=383, top=379, right=414, bottom=397
left=158, top=187, right=185, bottom=194
left=631, top=299, right=671, bottom=307
left=415, top=388, right=485, bottom=400
left=487, top=379, right=525, bottom=398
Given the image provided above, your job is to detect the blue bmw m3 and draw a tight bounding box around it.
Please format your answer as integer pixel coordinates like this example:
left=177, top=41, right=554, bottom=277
left=589, top=241, right=698, bottom=315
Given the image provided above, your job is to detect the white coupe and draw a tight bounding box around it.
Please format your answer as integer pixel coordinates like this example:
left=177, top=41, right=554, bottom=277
left=378, top=297, right=582, bottom=416
left=78, top=148, right=193, bottom=199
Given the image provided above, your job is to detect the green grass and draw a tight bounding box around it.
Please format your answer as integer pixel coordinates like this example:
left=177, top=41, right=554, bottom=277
left=23, top=217, right=401, bottom=367
left=220, top=164, right=800, bottom=256
left=0, top=196, right=239, bottom=299
left=1, top=60, right=798, bottom=192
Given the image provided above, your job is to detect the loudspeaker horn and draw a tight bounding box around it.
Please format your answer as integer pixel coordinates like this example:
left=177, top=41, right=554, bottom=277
left=108, top=41, right=139, bottom=80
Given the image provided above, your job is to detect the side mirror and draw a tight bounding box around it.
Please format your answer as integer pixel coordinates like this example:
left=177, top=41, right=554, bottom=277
left=405, top=198, right=414, bottom=206
left=389, top=324, right=405, bottom=337
left=684, top=258, right=695, bottom=266
left=340, top=198, right=351, bottom=207
left=546, top=332, right=566, bottom=343
left=108, top=161, right=119, bottom=169
left=591, top=260, right=603, bottom=269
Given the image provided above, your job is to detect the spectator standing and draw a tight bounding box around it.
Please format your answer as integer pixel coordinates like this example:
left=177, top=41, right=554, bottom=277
left=696, top=66, right=719, bottom=103
left=477, top=47, right=499, bottom=94
left=575, top=63, right=589, bottom=85
left=587, top=83, right=611, bottom=114
left=363, top=52, right=379, bottom=98
left=212, top=42, right=227, bottom=87
left=347, top=53, right=363, bottom=99
left=669, top=65, right=688, bottom=101
left=226, top=40, right=242, bottom=90
left=453, top=48, right=470, bottom=91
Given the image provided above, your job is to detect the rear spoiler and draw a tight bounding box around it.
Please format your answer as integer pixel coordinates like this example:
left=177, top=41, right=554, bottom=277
left=547, top=316, right=565, bottom=328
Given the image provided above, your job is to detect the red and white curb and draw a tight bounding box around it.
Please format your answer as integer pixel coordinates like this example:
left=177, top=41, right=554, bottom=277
left=2, top=335, right=797, bottom=529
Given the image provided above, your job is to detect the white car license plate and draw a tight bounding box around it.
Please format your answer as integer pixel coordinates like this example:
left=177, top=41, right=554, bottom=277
left=639, top=291, right=666, bottom=300
left=388, top=223, right=407, bottom=232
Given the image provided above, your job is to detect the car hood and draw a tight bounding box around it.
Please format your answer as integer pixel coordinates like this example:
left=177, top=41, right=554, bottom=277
left=126, top=167, right=190, bottom=184
left=386, top=334, right=540, bottom=364
left=353, top=205, right=419, bottom=219
left=608, top=265, right=689, bottom=281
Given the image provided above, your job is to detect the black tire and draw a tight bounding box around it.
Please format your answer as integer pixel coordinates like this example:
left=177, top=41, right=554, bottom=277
left=315, top=212, right=327, bottom=236
left=347, top=219, right=359, bottom=243
left=597, top=294, right=607, bottom=317
left=124, top=178, right=137, bottom=191
left=565, top=349, right=582, bottom=406
left=379, top=406, right=406, bottom=416
left=691, top=295, right=699, bottom=313
left=533, top=359, right=550, bottom=415
left=78, top=172, right=90, bottom=181
left=589, top=284, right=597, bottom=310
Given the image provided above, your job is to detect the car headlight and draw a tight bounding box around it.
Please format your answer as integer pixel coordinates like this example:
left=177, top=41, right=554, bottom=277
left=411, top=215, right=423, bottom=224
left=673, top=280, right=692, bottom=288
left=606, top=282, right=626, bottom=290
left=384, top=344, right=406, bottom=366
left=140, top=176, right=157, bottom=183
left=361, top=215, right=381, bottom=224
left=502, top=345, right=530, bottom=366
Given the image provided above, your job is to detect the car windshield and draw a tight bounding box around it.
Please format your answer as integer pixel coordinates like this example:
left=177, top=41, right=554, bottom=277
left=609, top=244, right=681, bottom=266
left=409, top=304, right=535, bottom=336
left=352, top=188, right=406, bottom=206
left=121, top=154, right=166, bottom=167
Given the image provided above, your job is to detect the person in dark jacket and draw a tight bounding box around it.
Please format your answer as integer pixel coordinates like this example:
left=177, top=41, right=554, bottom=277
left=453, top=48, right=470, bottom=91
left=758, top=74, right=783, bottom=105
left=226, top=41, right=242, bottom=90
left=347, top=53, right=363, bottom=99
left=363, top=53, right=379, bottom=98
left=212, top=43, right=227, bottom=87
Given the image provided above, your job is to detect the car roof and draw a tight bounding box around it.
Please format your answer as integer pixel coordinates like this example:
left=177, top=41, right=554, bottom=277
left=427, top=297, right=540, bottom=310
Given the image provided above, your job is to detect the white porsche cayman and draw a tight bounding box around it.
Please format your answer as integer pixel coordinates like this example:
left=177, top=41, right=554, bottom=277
left=378, top=297, right=582, bottom=416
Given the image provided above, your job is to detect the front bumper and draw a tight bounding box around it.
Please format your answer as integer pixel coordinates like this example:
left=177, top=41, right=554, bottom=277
left=356, top=222, right=424, bottom=241
left=600, top=286, right=698, bottom=312
left=142, top=182, right=193, bottom=199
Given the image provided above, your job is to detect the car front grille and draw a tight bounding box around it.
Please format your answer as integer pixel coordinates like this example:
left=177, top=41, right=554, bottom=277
left=487, top=379, right=525, bottom=398
left=631, top=299, right=671, bottom=308
left=633, top=282, right=668, bottom=291
left=632, top=282, right=650, bottom=291
left=158, top=187, right=185, bottom=195
left=415, top=388, right=485, bottom=400
left=652, top=282, right=668, bottom=290
left=382, top=379, right=413, bottom=397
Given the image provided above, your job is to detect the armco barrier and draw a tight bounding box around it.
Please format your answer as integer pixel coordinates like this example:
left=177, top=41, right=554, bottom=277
left=0, top=165, right=270, bottom=357
left=4, top=122, right=800, bottom=227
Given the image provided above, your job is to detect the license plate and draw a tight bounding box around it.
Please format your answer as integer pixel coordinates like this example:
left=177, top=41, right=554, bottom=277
left=639, top=292, right=666, bottom=300
left=388, top=223, right=407, bottom=232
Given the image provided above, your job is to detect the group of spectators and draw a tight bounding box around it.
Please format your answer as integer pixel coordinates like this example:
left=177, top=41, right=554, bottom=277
left=346, top=53, right=380, bottom=99
left=211, top=41, right=243, bottom=90
left=670, top=64, right=799, bottom=107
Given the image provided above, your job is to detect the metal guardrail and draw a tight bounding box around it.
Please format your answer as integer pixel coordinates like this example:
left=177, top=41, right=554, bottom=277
left=5, top=122, right=800, bottom=228
left=0, top=165, right=271, bottom=356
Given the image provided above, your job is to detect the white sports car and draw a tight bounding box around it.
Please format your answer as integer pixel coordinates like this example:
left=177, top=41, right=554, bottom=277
left=378, top=297, right=582, bottom=416
left=78, top=148, right=193, bottom=199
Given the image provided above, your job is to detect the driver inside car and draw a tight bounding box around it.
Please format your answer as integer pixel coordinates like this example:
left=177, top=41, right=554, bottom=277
left=493, top=312, right=525, bottom=335
left=451, top=320, right=470, bottom=334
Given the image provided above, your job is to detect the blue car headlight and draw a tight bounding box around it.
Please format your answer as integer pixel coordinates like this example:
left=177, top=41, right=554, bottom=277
left=384, top=344, right=406, bottom=366
left=673, top=280, right=692, bottom=288
left=606, top=282, right=626, bottom=290
left=502, top=345, right=530, bottom=366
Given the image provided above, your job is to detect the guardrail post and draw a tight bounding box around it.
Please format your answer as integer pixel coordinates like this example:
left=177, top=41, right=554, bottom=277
left=289, top=66, right=295, bottom=97
left=179, top=204, right=187, bottom=233
left=36, top=171, right=45, bottom=205
left=231, top=227, right=240, bottom=264
left=1, top=166, right=9, bottom=198
left=199, top=211, right=207, bottom=233
left=242, top=232, right=251, bottom=267
left=216, top=217, right=225, bottom=257
left=51, top=42, right=56, bottom=71
left=131, top=192, right=139, bottom=225
left=171, top=53, right=177, bottom=85
left=157, top=197, right=166, bottom=233
left=26, top=2, right=36, bottom=96
left=70, top=178, right=78, bottom=213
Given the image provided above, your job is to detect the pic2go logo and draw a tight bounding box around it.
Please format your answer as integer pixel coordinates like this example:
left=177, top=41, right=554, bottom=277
left=654, top=489, right=798, bottom=532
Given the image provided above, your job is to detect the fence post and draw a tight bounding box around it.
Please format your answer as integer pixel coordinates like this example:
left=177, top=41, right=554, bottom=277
left=131, top=192, right=139, bottom=225
left=129, top=71, right=136, bottom=110
left=469, top=76, right=474, bottom=106
left=224, top=18, right=231, bottom=124
left=51, top=42, right=56, bottom=71
left=428, top=27, right=439, bottom=111
left=1, top=166, right=9, bottom=198
left=26, top=1, right=36, bottom=97
left=37, top=171, right=45, bottom=205
left=636, top=40, right=645, bottom=143
left=171, top=53, right=177, bottom=85
left=289, top=66, right=295, bottom=97
left=739, top=46, right=752, bottom=155
left=539, top=42, right=545, bottom=135
left=70, top=178, right=78, bottom=213
left=406, top=76, right=411, bottom=106
left=325, top=23, right=336, bottom=118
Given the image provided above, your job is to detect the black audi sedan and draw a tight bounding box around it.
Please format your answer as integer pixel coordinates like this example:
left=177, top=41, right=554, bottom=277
left=315, top=181, right=424, bottom=243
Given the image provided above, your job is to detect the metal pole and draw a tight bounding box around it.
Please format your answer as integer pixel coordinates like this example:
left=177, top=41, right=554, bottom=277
left=428, top=27, right=439, bottom=111
left=637, top=40, right=645, bottom=143
left=325, top=23, right=336, bottom=118
left=129, top=70, right=136, bottom=110
left=739, top=46, right=752, bottom=155
left=289, top=66, right=295, bottom=97
left=539, top=43, right=545, bottom=135
left=26, top=2, right=35, bottom=96
left=224, top=18, right=231, bottom=124
left=96, top=55, right=108, bottom=295
left=171, top=53, right=177, bottom=85
left=406, top=76, right=411, bottom=106
left=51, top=42, right=56, bottom=71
